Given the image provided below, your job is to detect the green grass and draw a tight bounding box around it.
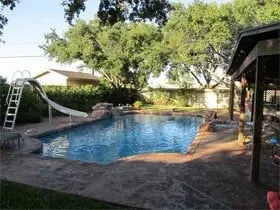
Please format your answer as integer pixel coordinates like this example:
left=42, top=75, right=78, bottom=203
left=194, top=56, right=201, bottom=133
left=0, top=180, right=128, bottom=209
left=141, top=104, right=207, bottom=112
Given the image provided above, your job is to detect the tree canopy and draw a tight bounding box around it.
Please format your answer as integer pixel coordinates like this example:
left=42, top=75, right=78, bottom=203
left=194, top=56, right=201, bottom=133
left=42, top=20, right=167, bottom=89
left=98, top=0, right=171, bottom=26
left=2, top=0, right=280, bottom=89
left=0, top=0, right=19, bottom=38
left=162, top=0, right=280, bottom=89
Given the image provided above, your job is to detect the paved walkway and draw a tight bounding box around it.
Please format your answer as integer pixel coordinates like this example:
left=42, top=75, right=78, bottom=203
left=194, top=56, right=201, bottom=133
left=1, top=114, right=279, bottom=209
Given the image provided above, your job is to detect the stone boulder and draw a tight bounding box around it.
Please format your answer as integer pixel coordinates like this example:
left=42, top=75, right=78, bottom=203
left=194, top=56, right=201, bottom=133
left=92, top=102, right=113, bottom=109
left=91, top=103, right=120, bottom=119
left=205, top=111, right=217, bottom=122
left=199, top=122, right=215, bottom=132
left=91, top=103, right=114, bottom=119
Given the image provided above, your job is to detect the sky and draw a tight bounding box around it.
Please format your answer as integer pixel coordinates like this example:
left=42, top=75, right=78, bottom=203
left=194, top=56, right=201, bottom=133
left=0, top=0, right=228, bottom=82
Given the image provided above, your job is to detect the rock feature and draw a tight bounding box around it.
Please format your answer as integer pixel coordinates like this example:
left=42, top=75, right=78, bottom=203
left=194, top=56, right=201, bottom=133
left=91, top=103, right=120, bottom=119
left=199, top=122, right=215, bottom=132
left=205, top=111, right=217, bottom=122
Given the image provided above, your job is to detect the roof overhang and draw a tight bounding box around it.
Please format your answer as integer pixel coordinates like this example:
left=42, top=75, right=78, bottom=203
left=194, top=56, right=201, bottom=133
left=227, top=22, right=280, bottom=78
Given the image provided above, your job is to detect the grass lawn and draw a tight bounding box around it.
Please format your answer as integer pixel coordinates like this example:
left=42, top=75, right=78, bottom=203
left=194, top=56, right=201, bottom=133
left=141, top=104, right=229, bottom=112
left=141, top=104, right=212, bottom=112
left=0, top=180, right=128, bottom=209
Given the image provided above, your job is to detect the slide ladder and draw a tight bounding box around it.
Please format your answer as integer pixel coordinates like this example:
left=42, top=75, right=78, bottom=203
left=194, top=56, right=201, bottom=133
left=2, top=71, right=30, bottom=131
left=2, top=70, right=88, bottom=131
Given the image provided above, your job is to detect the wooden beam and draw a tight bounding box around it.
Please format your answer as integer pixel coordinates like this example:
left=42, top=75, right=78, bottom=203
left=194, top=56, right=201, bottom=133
left=232, top=44, right=258, bottom=80
left=227, top=23, right=280, bottom=76
left=250, top=57, right=265, bottom=184
left=258, top=38, right=280, bottom=56
left=238, top=76, right=247, bottom=145
left=229, top=80, right=235, bottom=120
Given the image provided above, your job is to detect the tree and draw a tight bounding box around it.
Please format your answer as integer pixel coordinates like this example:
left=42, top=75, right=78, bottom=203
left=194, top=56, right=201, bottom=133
left=41, top=19, right=166, bottom=89
left=98, top=0, right=171, bottom=26
left=163, top=0, right=280, bottom=89
left=230, top=0, right=280, bottom=28
left=0, top=0, right=19, bottom=38
left=163, top=2, right=233, bottom=89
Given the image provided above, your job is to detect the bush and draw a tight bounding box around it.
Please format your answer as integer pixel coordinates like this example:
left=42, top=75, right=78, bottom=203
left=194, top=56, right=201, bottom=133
left=42, top=85, right=103, bottom=116
left=16, top=86, right=43, bottom=123
left=0, top=77, right=9, bottom=124
left=100, top=86, right=140, bottom=106
left=144, top=88, right=197, bottom=106
left=147, top=89, right=171, bottom=105
left=0, top=76, right=141, bottom=125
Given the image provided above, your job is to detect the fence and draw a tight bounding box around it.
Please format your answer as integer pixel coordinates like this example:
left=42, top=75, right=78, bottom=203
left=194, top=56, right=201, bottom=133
left=143, top=88, right=232, bottom=109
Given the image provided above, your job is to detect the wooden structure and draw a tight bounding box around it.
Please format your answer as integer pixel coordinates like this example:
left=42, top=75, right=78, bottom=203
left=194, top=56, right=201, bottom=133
left=227, top=22, right=280, bottom=183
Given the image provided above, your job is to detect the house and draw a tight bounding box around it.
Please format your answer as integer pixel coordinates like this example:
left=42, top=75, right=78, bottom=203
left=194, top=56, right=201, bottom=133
left=34, top=69, right=100, bottom=86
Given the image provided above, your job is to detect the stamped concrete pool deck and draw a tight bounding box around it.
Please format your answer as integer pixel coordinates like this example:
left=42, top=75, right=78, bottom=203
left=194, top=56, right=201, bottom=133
left=1, top=112, right=279, bottom=209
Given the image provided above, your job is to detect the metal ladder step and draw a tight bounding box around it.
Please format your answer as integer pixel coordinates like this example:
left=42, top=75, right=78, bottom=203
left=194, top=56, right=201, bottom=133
left=2, top=70, right=30, bottom=131
left=2, top=127, right=13, bottom=130
left=6, top=113, right=16, bottom=116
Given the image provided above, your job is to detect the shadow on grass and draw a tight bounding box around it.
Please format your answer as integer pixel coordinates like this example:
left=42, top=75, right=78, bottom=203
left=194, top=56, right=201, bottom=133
left=0, top=180, right=131, bottom=209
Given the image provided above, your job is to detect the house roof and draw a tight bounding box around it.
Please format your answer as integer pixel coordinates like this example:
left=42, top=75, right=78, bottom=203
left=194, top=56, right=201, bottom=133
left=227, top=22, right=280, bottom=76
left=34, top=69, right=100, bottom=81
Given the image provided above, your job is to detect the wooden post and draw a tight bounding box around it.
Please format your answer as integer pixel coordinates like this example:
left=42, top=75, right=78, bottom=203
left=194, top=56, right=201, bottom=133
left=48, top=105, right=52, bottom=124
left=238, top=76, right=247, bottom=145
left=251, top=92, right=255, bottom=122
left=250, top=57, right=265, bottom=184
left=229, top=80, right=235, bottom=120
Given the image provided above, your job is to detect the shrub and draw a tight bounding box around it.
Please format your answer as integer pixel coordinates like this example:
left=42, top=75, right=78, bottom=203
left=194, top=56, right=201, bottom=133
left=0, top=76, right=141, bottom=125
left=147, top=89, right=171, bottom=105
left=0, top=77, right=9, bottom=124
left=16, top=86, right=43, bottom=123
left=144, top=88, right=195, bottom=106
left=42, top=85, right=103, bottom=116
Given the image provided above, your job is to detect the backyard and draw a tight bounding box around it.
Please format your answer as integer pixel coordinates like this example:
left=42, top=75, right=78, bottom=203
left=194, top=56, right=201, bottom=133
left=1, top=0, right=280, bottom=209
left=1, top=107, right=279, bottom=209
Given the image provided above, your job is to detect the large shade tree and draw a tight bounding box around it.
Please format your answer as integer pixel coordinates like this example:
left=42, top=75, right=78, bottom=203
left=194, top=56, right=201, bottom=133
left=42, top=19, right=166, bottom=89
left=163, top=0, right=280, bottom=89
left=98, top=0, right=171, bottom=26
left=163, top=2, right=233, bottom=89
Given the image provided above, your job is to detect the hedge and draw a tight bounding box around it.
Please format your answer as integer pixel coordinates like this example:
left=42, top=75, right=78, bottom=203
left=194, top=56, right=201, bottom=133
left=0, top=77, right=139, bottom=124
left=143, top=88, right=205, bottom=106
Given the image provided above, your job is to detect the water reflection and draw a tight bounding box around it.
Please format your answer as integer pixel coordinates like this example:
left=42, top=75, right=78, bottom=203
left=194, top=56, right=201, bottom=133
left=41, top=115, right=202, bottom=164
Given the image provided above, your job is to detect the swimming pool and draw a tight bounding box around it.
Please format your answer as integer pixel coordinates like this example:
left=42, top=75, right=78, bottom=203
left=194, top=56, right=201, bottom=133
left=41, top=114, right=202, bottom=164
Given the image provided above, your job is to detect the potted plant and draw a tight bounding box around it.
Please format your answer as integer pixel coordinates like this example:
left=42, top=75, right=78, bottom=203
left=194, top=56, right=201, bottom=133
left=133, top=101, right=142, bottom=110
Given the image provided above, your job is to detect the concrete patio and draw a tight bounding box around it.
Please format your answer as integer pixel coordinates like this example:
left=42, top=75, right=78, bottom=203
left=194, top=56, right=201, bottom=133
left=1, top=113, right=279, bottom=209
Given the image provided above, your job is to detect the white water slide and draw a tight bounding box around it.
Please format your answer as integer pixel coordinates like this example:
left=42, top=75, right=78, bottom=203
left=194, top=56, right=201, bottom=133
left=24, top=78, right=88, bottom=118
left=3, top=70, right=87, bottom=131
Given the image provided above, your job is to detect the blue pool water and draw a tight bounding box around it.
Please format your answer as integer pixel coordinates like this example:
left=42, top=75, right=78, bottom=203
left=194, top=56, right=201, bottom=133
left=41, top=114, right=202, bottom=164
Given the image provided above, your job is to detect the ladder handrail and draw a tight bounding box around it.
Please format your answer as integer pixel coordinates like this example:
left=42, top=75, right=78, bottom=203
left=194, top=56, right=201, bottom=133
left=22, top=70, right=32, bottom=79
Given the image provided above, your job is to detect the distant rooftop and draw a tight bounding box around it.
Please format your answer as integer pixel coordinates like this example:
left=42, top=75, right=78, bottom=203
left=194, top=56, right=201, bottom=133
left=35, top=69, right=100, bottom=81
